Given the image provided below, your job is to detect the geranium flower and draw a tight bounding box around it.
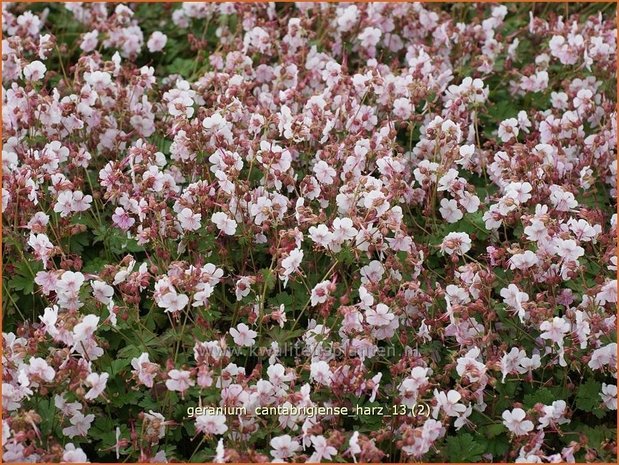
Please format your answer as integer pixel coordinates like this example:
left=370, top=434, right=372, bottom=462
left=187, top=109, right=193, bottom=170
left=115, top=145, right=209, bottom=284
left=229, top=323, right=257, bottom=347
left=502, top=408, right=534, bottom=436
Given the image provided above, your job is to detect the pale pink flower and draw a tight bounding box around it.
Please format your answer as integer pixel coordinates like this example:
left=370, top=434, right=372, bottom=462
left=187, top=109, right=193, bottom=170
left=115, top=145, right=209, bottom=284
left=195, top=414, right=227, bottom=435
left=601, top=384, right=617, bottom=410
left=211, top=211, right=237, bottom=235
left=147, top=31, right=167, bottom=52
left=178, top=208, right=201, bottom=232
left=62, top=443, right=89, bottom=462
left=310, top=360, right=332, bottom=386
left=366, top=303, right=394, bottom=327
left=313, top=160, right=336, bottom=185
left=440, top=232, right=472, bottom=256
left=310, top=280, right=331, bottom=306
left=84, top=373, right=109, bottom=400
left=165, top=369, right=195, bottom=395
left=23, top=60, right=46, bottom=81
left=131, top=353, right=158, bottom=388
left=502, top=408, right=534, bottom=436
left=27, top=357, right=55, bottom=384
left=229, top=323, right=257, bottom=347
left=112, top=207, right=135, bottom=231
left=439, top=198, right=463, bottom=223
left=62, top=412, right=95, bottom=438
left=308, top=435, right=337, bottom=462
left=91, top=281, right=114, bottom=305
left=270, top=434, right=300, bottom=460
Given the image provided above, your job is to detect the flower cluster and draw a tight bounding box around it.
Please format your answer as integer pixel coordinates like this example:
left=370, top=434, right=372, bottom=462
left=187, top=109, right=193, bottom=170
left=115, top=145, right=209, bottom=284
left=2, top=2, right=617, bottom=463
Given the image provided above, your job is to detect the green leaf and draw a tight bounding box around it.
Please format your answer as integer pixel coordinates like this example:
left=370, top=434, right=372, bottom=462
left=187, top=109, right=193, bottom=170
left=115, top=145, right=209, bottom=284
left=68, top=231, right=91, bottom=254
left=110, top=359, right=131, bottom=376
left=483, top=423, right=506, bottom=439
left=523, top=387, right=556, bottom=409
left=575, top=378, right=602, bottom=414
left=36, top=397, right=56, bottom=438
left=445, top=433, right=486, bottom=462
left=8, top=260, right=42, bottom=295
left=8, top=274, right=35, bottom=294
left=575, top=424, right=616, bottom=452
left=260, top=268, right=276, bottom=292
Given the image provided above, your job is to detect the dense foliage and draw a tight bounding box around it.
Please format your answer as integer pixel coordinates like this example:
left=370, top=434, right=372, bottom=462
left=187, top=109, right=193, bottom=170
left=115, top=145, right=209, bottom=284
left=2, top=2, right=617, bottom=463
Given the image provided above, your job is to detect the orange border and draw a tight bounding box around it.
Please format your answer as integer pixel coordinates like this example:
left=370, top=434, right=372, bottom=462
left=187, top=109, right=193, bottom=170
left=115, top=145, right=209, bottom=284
left=0, top=1, right=617, bottom=464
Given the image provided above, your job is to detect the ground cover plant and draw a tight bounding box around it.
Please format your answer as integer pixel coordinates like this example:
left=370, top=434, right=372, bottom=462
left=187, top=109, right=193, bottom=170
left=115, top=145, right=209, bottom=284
left=2, top=2, right=617, bottom=463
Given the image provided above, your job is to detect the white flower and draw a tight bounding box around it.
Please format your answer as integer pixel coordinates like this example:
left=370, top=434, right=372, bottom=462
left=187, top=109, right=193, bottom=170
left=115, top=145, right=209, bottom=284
left=144, top=411, right=167, bottom=439
left=229, top=323, right=257, bottom=347
left=55, top=394, right=82, bottom=417
left=39, top=306, right=59, bottom=337
left=310, top=280, right=331, bottom=306
left=131, top=352, right=158, bottom=388
left=91, top=281, right=114, bottom=305
left=505, top=182, right=532, bottom=204
left=440, top=232, right=472, bottom=256
left=360, top=260, right=384, bottom=284
left=588, top=343, right=617, bottom=370
left=211, top=211, right=237, bottom=235
left=202, top=112, right=233, bottom=144
left=358, top=27, right=381, bottom=48
left=28, top=233, right=54, bottom=268
left=363, top=190, right=389, bottom=216
left=54, top=191, right=75, bottom=217
left=313, top=160, right=336, bottom=185
left=433, top=389, right=467, bottom=417
left=309, top=224, right=333, bottom=248
left=23, top=60, right=47, bottom=81
left=398, top=366, right=429, bottom=407
left=159, top=291, right=189, bottom=313
left=310, top=360, right=332, bottom=386
left=393, top=97, right=413, bottom=119
left=73, top=315, right=99, bottom=343
left=235, top=276, right=254, bottom=301
left=70, top=191, right=92, bottom=213
left=502, top=408, right=534, bottom=436
left=537, top=400, right=569, bottom=429
left=331, top=217, right=357, bottom=245
left=337, top=5, right=359, bottom=32
left=84, top=373, right=109, bottom=400
left=553, top=239, right=584, bottom=262
left=601, top=383, right=617, bottom=410
left=250, top=196, right=272, bottom=225
left=147, top=31, right=167, bottom=52
left=549, top=185, right=578, bottom=211
left=178, top=208, right=201, bottom=232
left=509, top=251, right=539, bottom=271
left=308, top=435, right=337, bottom=462
left=280, top=248, right=304, bottom=285
left=165, top=369, right=194, bottom=394
left=62, top=443, right=89, bottom=463
left=62, top=412, right=95, bottom=438
left=195, top=414, right=227, bottom=435
left=27, top=357, right=55, bottom=384
left=270, top=434, right=301, bottom=459
left=539, top=317, right=570, bottom=344
left=214, top=438, right=225, bottom=463
left=80, top=30, right=99, bottom=52
left=347, top=431, right=361, bottom=460
left=439, top=198, right=463, bottom=223
left=192, top=282, right=214, bottom=307
left=595, top=279, right=617, bottom=306
left=57, top=270, right=85, bottom=296
left=366, top=303, right=394, bottom=327
left=498, top=118, right=519, bottom=142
